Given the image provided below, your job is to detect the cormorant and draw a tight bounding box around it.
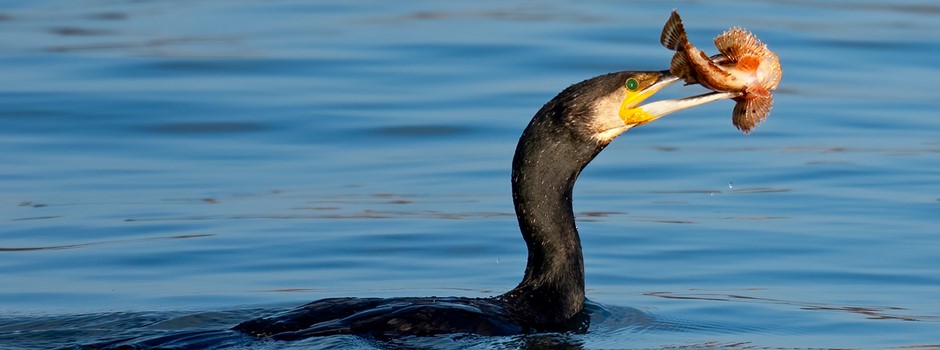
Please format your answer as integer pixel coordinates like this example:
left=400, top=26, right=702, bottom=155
left=233, top=70, right=736, bottom=340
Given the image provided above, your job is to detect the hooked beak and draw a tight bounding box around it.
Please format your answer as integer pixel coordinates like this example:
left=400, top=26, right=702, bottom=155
left=619, top=71, right=741, bottom=126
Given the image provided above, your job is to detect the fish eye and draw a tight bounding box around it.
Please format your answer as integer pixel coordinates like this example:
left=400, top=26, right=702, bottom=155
left=625, top=78, right=639, bottom=91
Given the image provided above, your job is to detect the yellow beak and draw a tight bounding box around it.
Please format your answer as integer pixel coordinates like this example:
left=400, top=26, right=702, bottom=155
left=618, top=73, right=681, bottom=126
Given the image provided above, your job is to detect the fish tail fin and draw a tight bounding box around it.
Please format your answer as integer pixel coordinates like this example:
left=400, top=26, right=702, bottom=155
left=732, top=95, right=774, bottom=134
left=661, top=10, right=688, bottom=51
left=714, top=27, right=764, bottom=61
left=669, top=52, right=697, bottom=84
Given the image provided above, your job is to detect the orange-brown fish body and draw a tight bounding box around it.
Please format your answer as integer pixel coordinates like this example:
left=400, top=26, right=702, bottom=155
left=660, top=10, right=782, bottom=133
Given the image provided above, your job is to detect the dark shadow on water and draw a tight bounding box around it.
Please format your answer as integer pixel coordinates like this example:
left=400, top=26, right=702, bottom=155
left=44, top=37, right=240, bottom=54
left=367, top=125, right=473, bottom=137
left=140, top=122, right=268, bottom=134
left=0, top=234, right=213, bottom=252
left=765, top=0, right=940, bottom=15
left=73, top=330, right=250, bottom=350
left=647, top=291, right=940, bottom=322
left=364, top=6, right=606, bottom=24
left=87, top=12, right=129, bottom=21
left=48, top=27, right=117, bottom=36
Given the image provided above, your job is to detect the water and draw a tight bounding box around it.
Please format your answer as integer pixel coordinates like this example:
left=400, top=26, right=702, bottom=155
left=1, top=0, right=938, bottom=348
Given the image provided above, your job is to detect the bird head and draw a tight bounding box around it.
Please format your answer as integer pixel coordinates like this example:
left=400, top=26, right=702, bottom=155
left=590, top=70, right=738, bottom=143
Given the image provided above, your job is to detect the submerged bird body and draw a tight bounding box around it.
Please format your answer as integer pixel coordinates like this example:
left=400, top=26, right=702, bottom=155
left=233, top=296, right=565, bottom=339
left=233, top=71, right=736, bottom=340
left=661, top=10, right=782, bottom=133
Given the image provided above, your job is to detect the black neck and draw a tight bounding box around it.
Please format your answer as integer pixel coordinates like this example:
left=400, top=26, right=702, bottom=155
left=501, top=76, right=615, bottom=327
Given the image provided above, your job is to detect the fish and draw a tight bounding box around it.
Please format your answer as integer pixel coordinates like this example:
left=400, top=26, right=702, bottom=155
left=660, top=10, right=782, bottom=133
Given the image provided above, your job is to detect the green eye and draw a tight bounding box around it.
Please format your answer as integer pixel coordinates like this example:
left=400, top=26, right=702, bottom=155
left=626, top=78, right=639, bottom=91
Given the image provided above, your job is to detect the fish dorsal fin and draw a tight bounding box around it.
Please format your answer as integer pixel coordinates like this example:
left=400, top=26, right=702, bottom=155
left=661, top=10, right=688, bottom=51
left=732, top=95, right=774, bottom=134
left=714, top=27, right=764, bottom=62
left=669, top=52, right=698, bottom=84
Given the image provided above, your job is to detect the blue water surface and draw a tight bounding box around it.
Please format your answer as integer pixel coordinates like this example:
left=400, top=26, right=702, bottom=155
left=1, top=0, right=938, bottom=349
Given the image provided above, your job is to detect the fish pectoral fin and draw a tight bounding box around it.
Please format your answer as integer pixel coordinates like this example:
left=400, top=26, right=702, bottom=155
left=747, top=83, right=771, bottom=98
left=735, top=55, right=762, bottom=73
left=670, top=52, right=698, bottom=84
left=660, top=10, right=688, bottom=50
left=732, top=95, right=774, bottom=134
left=714, top=27, right=764, bottom=62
